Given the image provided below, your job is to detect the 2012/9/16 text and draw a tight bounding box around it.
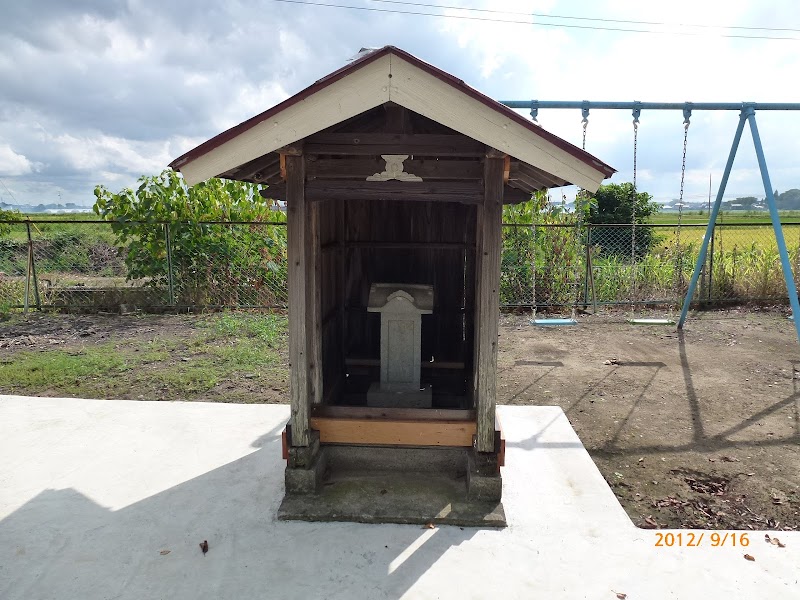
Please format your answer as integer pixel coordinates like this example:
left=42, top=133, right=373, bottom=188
left=654, top=532, right=750, bottom=547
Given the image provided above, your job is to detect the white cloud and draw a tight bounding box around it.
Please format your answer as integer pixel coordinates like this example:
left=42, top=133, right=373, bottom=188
left=50, top=132, right=170, bottom=175
left=2, top=0, right=800, bottom=206
left=0, top=144, right=35, bottom=176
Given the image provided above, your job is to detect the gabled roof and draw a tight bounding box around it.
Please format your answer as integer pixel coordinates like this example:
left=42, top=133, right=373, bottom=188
left=170, top=46, right=615, bottom=190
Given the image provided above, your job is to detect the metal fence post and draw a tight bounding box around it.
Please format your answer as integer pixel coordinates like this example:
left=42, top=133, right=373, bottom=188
left=582, top=223, right=591, bottom=308
left=707, top=223, right=715, bottom=304
left=164, top=223, right=175, bottom=306
left=24, top=221, right=41, bottom=311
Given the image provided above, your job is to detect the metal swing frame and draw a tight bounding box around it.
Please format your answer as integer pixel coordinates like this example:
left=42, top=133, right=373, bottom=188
left=676, top=106, right=800, bottom=342
left=502, top=100, right=800, bottom=343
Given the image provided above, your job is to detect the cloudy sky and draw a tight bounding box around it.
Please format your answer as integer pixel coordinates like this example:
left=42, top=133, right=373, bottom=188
left=1, top=0, right=799, bottom=207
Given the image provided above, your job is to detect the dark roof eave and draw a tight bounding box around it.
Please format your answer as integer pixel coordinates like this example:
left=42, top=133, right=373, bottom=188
left=169, top=46, right=615, bottom=180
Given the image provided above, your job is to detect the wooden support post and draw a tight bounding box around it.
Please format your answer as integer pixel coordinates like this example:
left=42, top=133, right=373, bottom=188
left=282, top=154, right=314, bottom=446
left=338, top=199, right=347, bottom=382
left=474, top=150, right=505, bottom=452
left=308, top=200, right=323, bottom=406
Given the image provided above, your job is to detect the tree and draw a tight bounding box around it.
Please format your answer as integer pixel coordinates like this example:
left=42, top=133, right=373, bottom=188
left=0, top=208, right=20, bottom=237
left=588, top=182, right=658, bottom=224
left=777, top=189, right=800, bottom=210
left=500, top=191, right=586, bottom=307
left=93, top=170, right=287, bottom=306
left=587, top=182, right=660, bottom=258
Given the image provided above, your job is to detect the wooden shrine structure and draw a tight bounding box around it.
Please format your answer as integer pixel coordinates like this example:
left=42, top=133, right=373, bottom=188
left=170, top=47, right=614, bottom=524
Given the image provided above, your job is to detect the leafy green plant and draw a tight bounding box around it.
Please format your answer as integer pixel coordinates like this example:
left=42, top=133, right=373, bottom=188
left=93, top=170, right=287, bottom=305
left=500, top=191, right=585, bottom=308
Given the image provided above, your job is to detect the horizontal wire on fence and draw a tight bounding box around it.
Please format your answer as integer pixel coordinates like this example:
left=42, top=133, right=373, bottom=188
left=0, top=219, right=289, bottom=227
left=0, top=220, right=796, bottom=313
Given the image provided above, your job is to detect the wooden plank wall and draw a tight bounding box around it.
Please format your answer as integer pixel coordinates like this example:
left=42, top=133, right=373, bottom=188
left=319, top=199, right=344, bottom=405
left=340, top=199, right=476, bottom=399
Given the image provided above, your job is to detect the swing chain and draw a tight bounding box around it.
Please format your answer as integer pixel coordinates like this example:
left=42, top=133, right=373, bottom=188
left=675, top=109, right=691, bottom=291
left=577, top=107, right=591, bottom=317
left=581, top=103, right=590, bottom=150
left=581, top=118, right=588, bottom=151
left=630, top=113, right=640, bottom=309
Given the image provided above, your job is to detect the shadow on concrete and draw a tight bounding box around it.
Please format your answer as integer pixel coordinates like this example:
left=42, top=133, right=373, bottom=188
left=0, top=422, right=477, bottom=599
left=505, top=408, right=585, bottom=452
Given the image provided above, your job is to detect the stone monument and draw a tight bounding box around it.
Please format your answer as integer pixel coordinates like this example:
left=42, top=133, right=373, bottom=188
left=366, top=283, right=434, bottom=408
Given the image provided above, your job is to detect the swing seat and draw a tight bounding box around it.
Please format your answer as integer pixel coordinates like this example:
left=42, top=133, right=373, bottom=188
left=627, top=318, right=675, bottom=325
left=531, top=317, right=578, bottom=326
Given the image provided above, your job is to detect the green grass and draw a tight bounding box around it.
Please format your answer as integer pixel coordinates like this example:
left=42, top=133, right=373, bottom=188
left=0, top=345, right=131, bottom=393
left=0, top=312, right=289, bottom=401
left=194, top=312, right=288, bottom=380
left=201, top=311, right=287, bottom=344
left=650, top=210, right=800, bottom=225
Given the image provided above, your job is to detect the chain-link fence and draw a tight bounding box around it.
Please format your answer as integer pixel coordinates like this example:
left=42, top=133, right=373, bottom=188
left=0, top=220, right=287, bottom=312
left=0, top=219, right=797, bottom=313
left=501, top=222, right=800, bottom=312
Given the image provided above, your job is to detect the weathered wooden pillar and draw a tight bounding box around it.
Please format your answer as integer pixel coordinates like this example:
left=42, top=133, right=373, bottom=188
left=286, top=151, right=322, bottom=447
left=308, top=200, right=323, bottom=406
left=474, top=150, right=505, bottom=452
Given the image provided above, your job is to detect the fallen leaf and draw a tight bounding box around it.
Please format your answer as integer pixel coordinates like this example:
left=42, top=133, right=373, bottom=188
left=604, top=358, right=620, bottom=366
left=159, top=550, right=170, bottom=555
left=765, top=535, right=786, bottom=548
left=721, top=456, right=740, bottom=462
left=200, top=540, right=209, bottom=555
left=642, top=516, right=659, bottom=529
left=423, top=522, right=436, bottom=529
left=744, top=554, right=755, bottom=562
left=615, top=594, right=627, bottom=600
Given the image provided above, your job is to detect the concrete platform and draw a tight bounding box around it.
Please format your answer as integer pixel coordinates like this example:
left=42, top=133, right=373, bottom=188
left=1, top=395, right=798, bottom=600
left=280, top=444, right=505, bottom=527
left=279, top=470, right=506, bottom=527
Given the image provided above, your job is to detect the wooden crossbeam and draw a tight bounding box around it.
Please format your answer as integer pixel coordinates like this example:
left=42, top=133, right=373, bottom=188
left=306, top=157, right=482, bottom=180
left=311, top=405, right=475, bottom=421
left=264, top=180, right=482, bottom=204
left=261, top=180, right=531, bottom=204
left=305, top=133, right=486, bottom=156
left=310, top=414, right=477, bottom=447
left=343, top=357, right=466, bottom=370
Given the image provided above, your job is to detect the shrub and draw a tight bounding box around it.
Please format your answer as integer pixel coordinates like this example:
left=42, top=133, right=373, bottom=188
left=93, top=170, right=287, bottom=306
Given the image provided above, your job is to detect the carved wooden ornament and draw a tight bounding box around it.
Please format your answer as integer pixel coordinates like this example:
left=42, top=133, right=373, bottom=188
left=366, top=155, right=423, bottom=182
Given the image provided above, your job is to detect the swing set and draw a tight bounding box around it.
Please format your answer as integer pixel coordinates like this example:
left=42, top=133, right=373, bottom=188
left=503, top=100, right=800, bottom=344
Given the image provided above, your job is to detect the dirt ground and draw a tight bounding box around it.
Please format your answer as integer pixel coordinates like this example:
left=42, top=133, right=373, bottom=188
left=1, top=308, right=798, bottom=531
left=498, top=308, right=800, bottom=531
